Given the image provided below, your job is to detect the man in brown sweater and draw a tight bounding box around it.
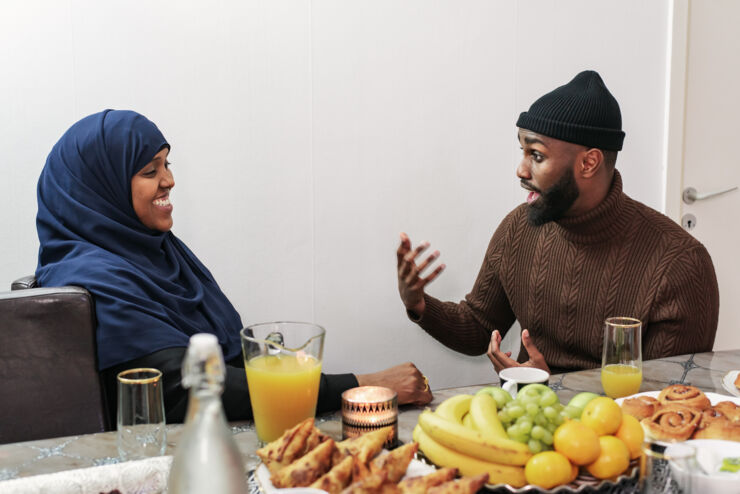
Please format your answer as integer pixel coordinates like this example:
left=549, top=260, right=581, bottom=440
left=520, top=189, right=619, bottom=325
left=397, top=70, right=719, bottom=374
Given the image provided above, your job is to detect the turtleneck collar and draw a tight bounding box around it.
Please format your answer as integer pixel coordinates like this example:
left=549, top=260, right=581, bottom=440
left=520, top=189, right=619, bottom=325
left=554, top=170, right=632, bottom=244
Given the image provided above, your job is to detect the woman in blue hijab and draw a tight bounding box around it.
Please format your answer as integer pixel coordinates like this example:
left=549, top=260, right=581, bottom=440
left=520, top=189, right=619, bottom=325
left=36, top=110, right=432, bottom=423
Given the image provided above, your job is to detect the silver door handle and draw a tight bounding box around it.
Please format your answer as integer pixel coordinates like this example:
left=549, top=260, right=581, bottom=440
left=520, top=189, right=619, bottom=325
left=682, top=186, right=738, bottom=204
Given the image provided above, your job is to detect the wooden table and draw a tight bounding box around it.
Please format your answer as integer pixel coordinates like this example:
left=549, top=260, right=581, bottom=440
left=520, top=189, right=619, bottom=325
left=1, top=350, right=738, bottom=490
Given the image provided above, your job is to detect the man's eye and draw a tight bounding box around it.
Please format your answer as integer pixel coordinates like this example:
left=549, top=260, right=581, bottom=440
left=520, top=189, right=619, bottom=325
left=532, top=152, right=544, bottom=163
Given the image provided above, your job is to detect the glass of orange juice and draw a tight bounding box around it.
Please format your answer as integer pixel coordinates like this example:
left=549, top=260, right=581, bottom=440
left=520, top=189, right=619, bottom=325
left=241, top=322, right=325, bottom=443
left=601, top=317, right=642, bottom=399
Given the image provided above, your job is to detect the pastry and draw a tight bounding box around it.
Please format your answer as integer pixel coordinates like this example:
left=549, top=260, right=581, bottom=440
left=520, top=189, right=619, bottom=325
left=621, top=395, right=660, bottom=420
left=370, top=442, right=419, bottom=483
left=272, top=438, right=335, bottom=488
left=641, top=404, right=701, bottom=441
left=428, top=473, right=489, bottom=494
left=657, top=384, right=711, bottom=410
left=713, top=401, right=740, bottom=422
left=311, top=456, right=354, bottom=494
left=397, top=467, right=457, bottom=494
left=692, top=418, right=740, bottom=441
left=256, top=417, right=316, bottom=474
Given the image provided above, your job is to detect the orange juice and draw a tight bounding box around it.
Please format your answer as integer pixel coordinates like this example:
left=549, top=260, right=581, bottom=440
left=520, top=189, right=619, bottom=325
left=245, top=353, right=322, bottom=442
left=601, top=364, right=642, bottom=398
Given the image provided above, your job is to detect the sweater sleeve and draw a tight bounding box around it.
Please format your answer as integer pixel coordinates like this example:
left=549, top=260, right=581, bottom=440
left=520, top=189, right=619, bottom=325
left=644, top=244, right=719, bottom=360
left=101, top=347, right=358, bottom=425
left=409, top=212, right=518, bottom=356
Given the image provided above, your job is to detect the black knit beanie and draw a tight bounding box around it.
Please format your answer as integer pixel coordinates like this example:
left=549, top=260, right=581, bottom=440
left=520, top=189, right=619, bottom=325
left=516, top=70, right=625, bottom=151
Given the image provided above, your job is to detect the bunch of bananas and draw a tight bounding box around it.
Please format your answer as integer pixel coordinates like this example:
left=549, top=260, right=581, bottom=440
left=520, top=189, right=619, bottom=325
left=413, top=390, right=531, bottom=488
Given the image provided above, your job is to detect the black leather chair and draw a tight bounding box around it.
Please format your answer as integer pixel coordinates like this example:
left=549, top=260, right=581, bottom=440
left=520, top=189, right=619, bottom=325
left=0, top=277, right=110, bottom=443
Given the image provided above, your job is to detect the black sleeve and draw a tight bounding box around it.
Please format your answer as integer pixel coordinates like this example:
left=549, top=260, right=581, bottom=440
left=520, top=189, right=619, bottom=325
left=101, top=347, right=359, bottom=425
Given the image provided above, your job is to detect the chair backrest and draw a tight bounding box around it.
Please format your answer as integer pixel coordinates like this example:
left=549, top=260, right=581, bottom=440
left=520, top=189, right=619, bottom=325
left=0, top=281, right=109, bottom=443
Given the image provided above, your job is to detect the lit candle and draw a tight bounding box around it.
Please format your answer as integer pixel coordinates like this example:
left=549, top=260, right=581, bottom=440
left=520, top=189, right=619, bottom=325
left=341, top=386, right=398, bottom=448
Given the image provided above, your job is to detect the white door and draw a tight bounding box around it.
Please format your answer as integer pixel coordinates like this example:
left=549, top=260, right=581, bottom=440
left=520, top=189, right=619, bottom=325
left=670, top=0, right=740, bottom=350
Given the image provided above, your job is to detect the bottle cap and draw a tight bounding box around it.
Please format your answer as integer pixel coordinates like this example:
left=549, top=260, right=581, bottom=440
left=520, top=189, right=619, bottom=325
left=182, top=333, right=225, bottom=389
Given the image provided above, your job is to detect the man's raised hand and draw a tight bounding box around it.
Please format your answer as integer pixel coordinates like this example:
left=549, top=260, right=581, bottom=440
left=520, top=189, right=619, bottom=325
left=396, top=232, right=445, bottom=316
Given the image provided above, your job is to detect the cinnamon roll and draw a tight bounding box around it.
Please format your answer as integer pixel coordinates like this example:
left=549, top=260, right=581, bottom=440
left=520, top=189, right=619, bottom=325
left=692, top=418, right=740, bottom=441
left=657, top=384, right=711, bottom=411
left=713, top=401, right=740, bottom=422
left=641, top=404, right=701, bottom=441
left=621, top=395, right=659, bottom=421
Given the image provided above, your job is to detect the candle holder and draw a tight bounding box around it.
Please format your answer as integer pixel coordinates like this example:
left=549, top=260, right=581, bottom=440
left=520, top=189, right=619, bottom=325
left=341, top=386, right=398, bottom=448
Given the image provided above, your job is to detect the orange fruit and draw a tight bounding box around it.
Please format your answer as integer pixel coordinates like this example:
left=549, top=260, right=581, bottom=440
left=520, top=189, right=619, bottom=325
left=569, top=463, right=579, bottom=483
left=615, top=414, right=644, bottom=460
left=581, top=397, right=622, bottom=436
left=585, top=435, right=631, bottom=479
left=525, top=451, right=573, bottom=489
left=553, top=420, right=601, bottom=465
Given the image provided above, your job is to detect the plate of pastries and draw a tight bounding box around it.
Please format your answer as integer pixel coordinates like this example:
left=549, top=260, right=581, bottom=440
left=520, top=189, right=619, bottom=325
left=617, top=384, right=740, bottom=442
left=254, top=418, right=491, bottom=493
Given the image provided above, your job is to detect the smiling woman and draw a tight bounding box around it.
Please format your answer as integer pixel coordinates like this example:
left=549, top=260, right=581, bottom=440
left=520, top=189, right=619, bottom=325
left=131, top=147, right=175, bottom=232
left=34, top=110, right=432, bottom=425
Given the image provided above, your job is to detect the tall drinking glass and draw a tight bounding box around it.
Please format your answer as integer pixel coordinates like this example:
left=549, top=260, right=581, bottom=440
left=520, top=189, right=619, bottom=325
left=241, top=322, right=325, bottom=443
left=117, top=368, right=166, bottom=461
left=601, top=317, right=642, bottom=398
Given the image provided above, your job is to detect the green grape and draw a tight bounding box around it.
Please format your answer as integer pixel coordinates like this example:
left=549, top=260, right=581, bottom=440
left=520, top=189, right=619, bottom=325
left=508, top=405, right=525, bottom=419
left=518, top=420, right=533, bottom=434
left=546, top=422, right=557, bottom=433
left=506, top=425, right=519, bottom=438
left=498, top=410, right=510, bottom=423
left=543, top=406, right=557, bottom=420
left=541, top=430, right=554, bottom=445
left=513, top=433, right=529, bottom=443
left=535, top=413, right=548, bottom=426
left=528, top=439, right=543, bottom=454
left=518, top=392, right=538, bottom=405
left=526, top=403, right=539, bottom=417
left=554, top=413, right=565, bottom=426
left=538, top=389, right=559, bottom=407
left=531, top=425, right=546, bottom=440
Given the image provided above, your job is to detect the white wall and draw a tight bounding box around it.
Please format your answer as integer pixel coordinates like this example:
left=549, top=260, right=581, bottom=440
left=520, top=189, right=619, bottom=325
left=0, top=0, right=670, bottom=388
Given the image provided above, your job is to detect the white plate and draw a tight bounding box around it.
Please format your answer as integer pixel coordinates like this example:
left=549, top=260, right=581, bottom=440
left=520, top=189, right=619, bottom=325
left=255, top=453, right=436, bottom=493
left=721, top=370, right=740, bottom=397
left=615, top=390, right=740, bottom=406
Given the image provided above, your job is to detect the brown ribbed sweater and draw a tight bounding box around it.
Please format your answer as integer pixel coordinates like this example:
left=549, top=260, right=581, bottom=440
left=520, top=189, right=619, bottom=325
left=414, top=171, right=719, bottom=374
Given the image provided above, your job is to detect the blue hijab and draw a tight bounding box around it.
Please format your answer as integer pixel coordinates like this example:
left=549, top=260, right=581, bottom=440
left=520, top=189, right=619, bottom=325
left=36, top=110, right=243, bottom=370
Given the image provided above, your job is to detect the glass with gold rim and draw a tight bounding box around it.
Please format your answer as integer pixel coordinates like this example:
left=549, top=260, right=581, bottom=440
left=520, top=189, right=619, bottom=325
left=117, top=367, right=166, bottom=460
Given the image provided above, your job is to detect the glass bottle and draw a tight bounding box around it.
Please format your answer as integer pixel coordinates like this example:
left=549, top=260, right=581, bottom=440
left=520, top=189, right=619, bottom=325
left=167, top=333, right=248, bottom=494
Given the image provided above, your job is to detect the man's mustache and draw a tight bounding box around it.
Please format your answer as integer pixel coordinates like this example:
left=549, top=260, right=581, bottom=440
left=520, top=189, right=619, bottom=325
left=520, top=180, right=541, bottom=194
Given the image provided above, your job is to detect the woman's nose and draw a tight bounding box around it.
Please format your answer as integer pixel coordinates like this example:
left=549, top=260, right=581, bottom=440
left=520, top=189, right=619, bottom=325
left=161, top=169, right=175, bottom=189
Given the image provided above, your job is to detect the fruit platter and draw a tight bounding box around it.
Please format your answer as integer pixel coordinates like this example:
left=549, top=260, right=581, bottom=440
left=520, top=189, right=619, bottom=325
left=249, top=384, right=645, bottom=493
left=413, top=385, right=640, bottom=492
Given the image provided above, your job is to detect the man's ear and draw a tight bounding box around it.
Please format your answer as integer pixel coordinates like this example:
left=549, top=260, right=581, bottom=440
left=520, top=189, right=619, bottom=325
left=578, top=148, right=604, bottom=178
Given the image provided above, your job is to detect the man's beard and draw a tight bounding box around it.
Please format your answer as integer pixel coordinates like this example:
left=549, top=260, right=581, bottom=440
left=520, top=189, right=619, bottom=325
left=525, top=167, right=579, bottom=226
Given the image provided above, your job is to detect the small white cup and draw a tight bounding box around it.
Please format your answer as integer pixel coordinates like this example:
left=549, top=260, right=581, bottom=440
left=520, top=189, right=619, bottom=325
left=498, top=367, right=550, bottom=398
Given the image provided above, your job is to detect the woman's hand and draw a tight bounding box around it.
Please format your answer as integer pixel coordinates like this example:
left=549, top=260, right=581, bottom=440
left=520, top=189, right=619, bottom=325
left=356, top=362, right=433, bottom=406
